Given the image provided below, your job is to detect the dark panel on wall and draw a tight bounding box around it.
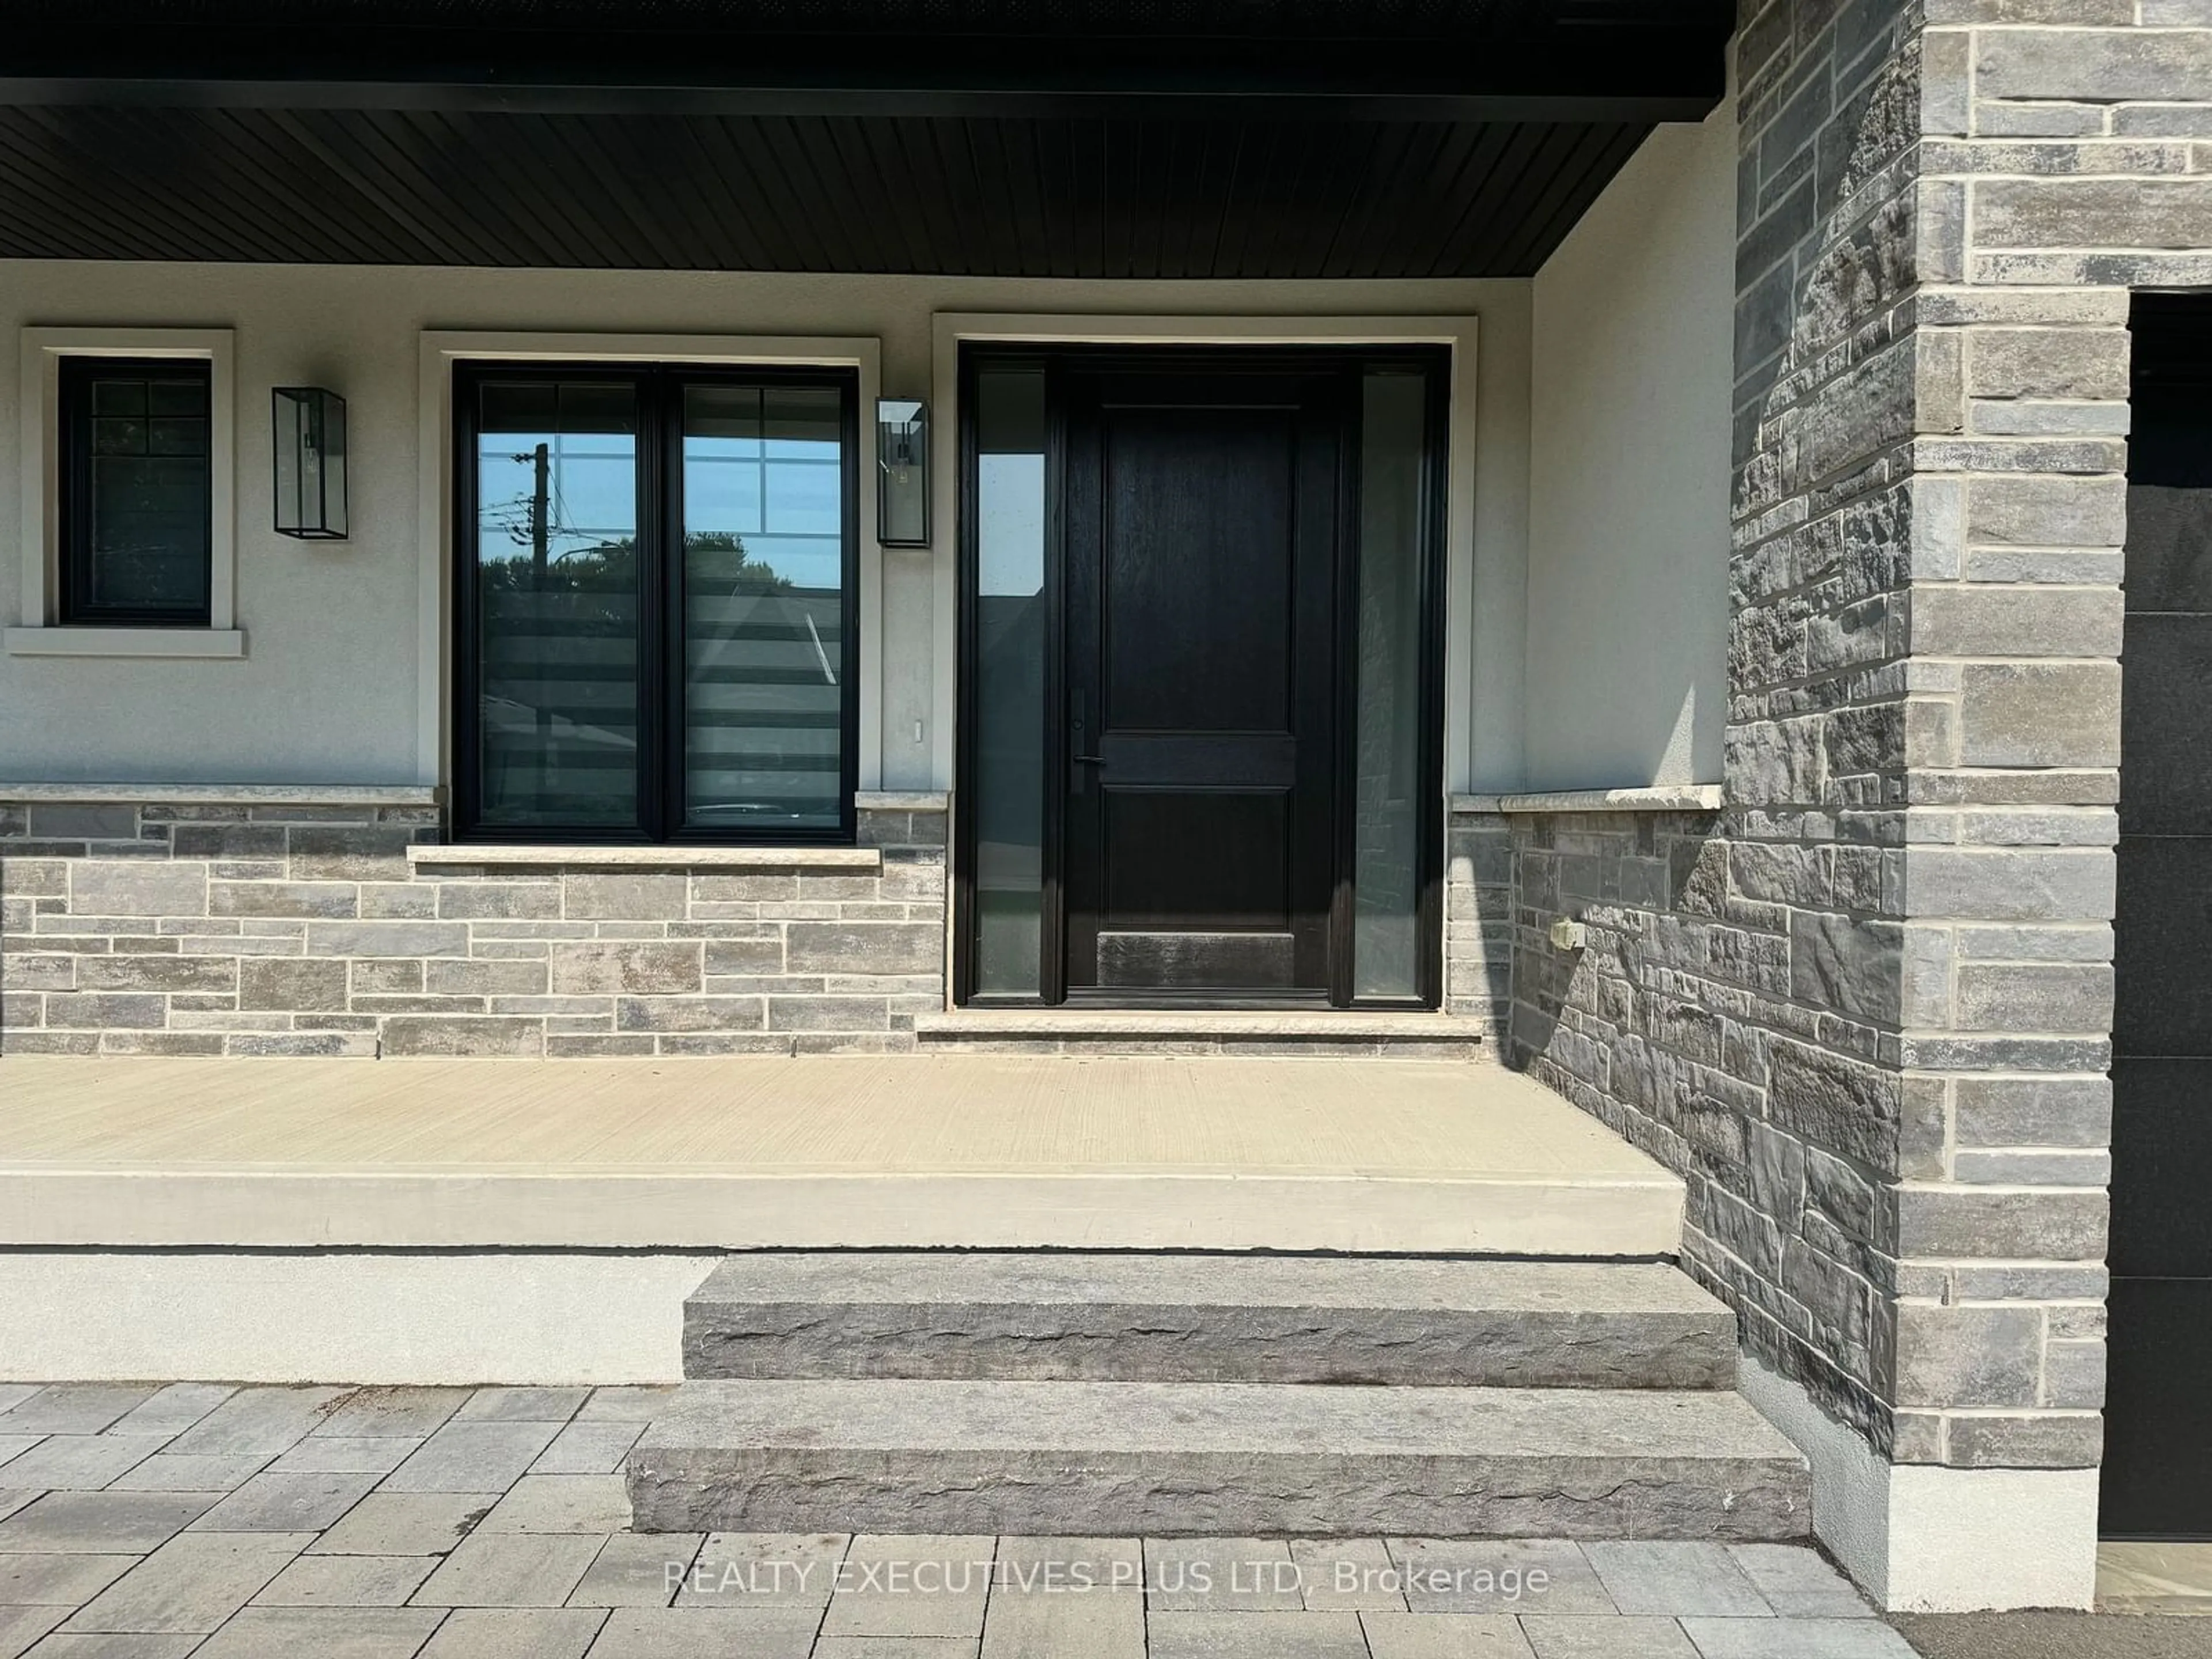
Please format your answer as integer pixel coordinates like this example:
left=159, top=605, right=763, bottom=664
left=0, top=106, right=1655, bottom=276
left=2105, top=291, right=2212, bottom=1540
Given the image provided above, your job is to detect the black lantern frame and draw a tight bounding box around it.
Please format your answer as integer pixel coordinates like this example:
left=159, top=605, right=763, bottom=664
left=876, top=397, right=930, bottom=547
left=272, top=385, right=348, bottom=540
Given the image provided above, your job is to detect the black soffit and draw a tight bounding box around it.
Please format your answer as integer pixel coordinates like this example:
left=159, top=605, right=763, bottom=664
left=0, top=0, right=1731, bottom=277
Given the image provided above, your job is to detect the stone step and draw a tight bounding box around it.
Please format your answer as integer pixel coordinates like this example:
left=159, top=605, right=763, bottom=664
left=626, top=1377, right=1812, bottom=1540
left=911, top=1009, right=1486, bottom=1058
left=682, top=1253, right=1738, bottom=1389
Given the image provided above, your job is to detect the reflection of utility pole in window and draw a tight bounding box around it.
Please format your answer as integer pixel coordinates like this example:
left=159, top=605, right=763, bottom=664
left=806, top=613, right=837, bottom=686
left=526, top=441, right=552, bottom=788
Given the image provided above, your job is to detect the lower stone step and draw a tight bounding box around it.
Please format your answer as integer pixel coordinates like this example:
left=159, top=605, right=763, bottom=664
left=911, top=1010, right=1486, bottom=1058
left=626, top=1378, right=1811, bottom=1540
left=683, top=1253, right=1738, bottom=1389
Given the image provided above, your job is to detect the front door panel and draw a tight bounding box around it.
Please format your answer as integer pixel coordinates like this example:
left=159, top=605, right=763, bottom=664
left=1062, top=366, right=1342, bottom=998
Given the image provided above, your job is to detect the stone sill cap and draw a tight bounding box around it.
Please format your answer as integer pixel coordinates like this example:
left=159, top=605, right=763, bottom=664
left=1, top=781, right=441, bottom=807
left=857, top=790, right=949, bottom=812
left=410, top=843, right=884, bottom=870
left=1452, top=785, right=1724, bottom=815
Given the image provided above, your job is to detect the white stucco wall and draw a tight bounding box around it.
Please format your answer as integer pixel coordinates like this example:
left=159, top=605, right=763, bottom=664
left=0, top=266, right=1534, bottom=793
left=1524, top=101, right=1736, bottom=791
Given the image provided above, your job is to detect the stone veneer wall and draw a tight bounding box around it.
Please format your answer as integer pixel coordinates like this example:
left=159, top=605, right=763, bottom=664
left=1485, top=0, right=2212, bottom=1487
left=0, top=791, right=948, bottom=1057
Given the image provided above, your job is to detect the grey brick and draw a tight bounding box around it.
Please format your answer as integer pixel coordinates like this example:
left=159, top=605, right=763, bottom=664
left=307, top=921, right=469, bottom=958
left=785, top=922, right=941, bottom=975
left=1963, top=328, right=2129, bottom=400
left=1955, top=963, right=2112, bottom=1033
left=1955, top=1076, right=2112, bottom=1149
left=1943, top=1412, right=2103, bottom=1469
left=426, top=959, right=550, bottom=997
left=614, top=997, right=766, bottom=1032
left=71, top=861, right=208, bottom=917
left=1892, top=1187, right=2108, bottom=1260
left=172, top=824, right=291, bottom=859
left=562, top=873, right=688, bottom=920
left=380, top=1017, right=544, bottom=1058
left=1958, top=663, right=2120, bottom=768
left=435, top=881, right=563, bottom=919
left=239, top=958, right=351, bottom=1013
left=75, top=955, right=236, bottom=993
left=209, top=881, right=360, bottom=919
left=1894, top=1304, right=2044, bottom=1408
left=550, top=942, right=702, bottom=995
left=765, top=995, right=891, bottom=1032
left=42, top=992, right=167, bottom=1029
left=26, top=803, right=139, bottom=840
left=287, top=827, right=418, bottom=880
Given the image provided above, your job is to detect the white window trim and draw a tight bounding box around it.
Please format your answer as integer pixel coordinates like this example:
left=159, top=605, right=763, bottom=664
left=417, top=330, right=885, bottom=794
left=9, top=327, right=241, bottom=657
left=927, top=313, right=1482, bottom=795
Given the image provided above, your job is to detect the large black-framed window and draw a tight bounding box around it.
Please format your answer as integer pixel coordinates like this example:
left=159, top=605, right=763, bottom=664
left=452, top=361, right=860, bottom=844
left=59, top=356, right=214, bottom=627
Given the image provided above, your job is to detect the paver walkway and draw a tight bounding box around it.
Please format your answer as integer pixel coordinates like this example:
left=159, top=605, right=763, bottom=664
left=0, top=1381, right=1923, bottom=1658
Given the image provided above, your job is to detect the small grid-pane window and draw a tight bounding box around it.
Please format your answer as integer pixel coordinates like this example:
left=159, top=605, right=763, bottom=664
left=60, top=358, right=214, bottom=625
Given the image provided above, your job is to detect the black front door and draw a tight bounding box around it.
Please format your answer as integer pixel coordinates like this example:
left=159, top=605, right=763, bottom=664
left=1060, top=364, right=1343, bottom=999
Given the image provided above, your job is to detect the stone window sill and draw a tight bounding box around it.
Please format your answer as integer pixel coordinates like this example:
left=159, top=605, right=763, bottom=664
left=5, top=627, right=246, bottom=658
left=1452, top=785, right=1724, bottom=815
left=0, top=781, right=438, bottom=806
left=408, top=843, right=884, bottom=871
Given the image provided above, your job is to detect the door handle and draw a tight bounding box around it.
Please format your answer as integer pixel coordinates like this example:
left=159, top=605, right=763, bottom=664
left=1071, top=710, right=1104, bottom=768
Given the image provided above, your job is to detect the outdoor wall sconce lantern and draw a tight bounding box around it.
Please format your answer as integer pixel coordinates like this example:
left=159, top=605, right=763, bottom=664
left=272, top=386, right=348, bottom=539
left=876, top=397, right=929, bottom=547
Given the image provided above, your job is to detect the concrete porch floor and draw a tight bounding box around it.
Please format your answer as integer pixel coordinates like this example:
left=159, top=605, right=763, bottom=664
left=0, top=1056, right=1681, bottom=1256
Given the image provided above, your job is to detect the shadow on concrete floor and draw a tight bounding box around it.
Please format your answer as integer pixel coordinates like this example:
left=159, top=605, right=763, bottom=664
left=1896, top=1613, right=2212, bottom=1659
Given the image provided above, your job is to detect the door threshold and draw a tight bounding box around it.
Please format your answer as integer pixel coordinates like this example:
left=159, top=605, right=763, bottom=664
left=916, top=1007, right=1487, bottom=1054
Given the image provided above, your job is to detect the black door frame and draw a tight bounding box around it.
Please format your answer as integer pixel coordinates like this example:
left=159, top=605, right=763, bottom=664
left=952, top=340, right=1450, bottom=1011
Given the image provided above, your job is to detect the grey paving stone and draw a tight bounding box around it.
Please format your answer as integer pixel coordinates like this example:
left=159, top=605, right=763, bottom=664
left=0, top=1556, right=136, bottom=1608
left=314, top=1389, right=471, bottom=1440
left=569, top=1535, right=702, bottom=1608
left=1584, top=1543, right=1772, bottom=1618
left=813, top=1642, right=979, bottom=1658
left=382, top=1423, right=563, bottom=1494
left=0, top=1441, right=46, bottom=1473
left=0, top=1497, right=37, bottom=1526
left=575, top=1389, right=679, bottom=1425
left=104, top=1456, right=267, bottom=1494
left=1147, top=1610, right=1369, bottom=1658
left=1146, top=1539, right=1302, bottom=1612
left=1679, top=1619, right=1922, bottom=1658
left=0, top=1392, right=156, bottom=1438
left=477, top=1475, right=631, bottom=1535
left=581, top=1606, right=820, bottom=1657
left=187, top=1605, right=443, bottom=1658
left=63, top=1532, right=311, bottom=1634
left=0, top=1392, right=36, bottom=1418
left=18, top=1633, right=203, bottom=1657
left=249, top=1552, right=435, bottom=1607
left=189, top=1471, right=380, bottom=1533
left=1726, top=1548, right=1874, bottom=1620
left=311, top=1493, right=498, bottom=1556
left=268, top=1437, right=421, bottom=1477
left=107, top=1389, right=234, bottom=1440
left=1522, top=1616, right=1700, bottom=1658
left=532, top=1423, right=645, bottom=1476
left=1388, top=1541, right=1615, bottom=1617
left=414, top=1531, right=603, bottom=1608
left=982, top=1536, right=1144, bottom=1658
left=0, top=1495, right=220, bottom=1555
left=820, top=1535, right=994, bottom=1639
left=982, top=1582, right=1141, bottom=1659
left=0, top=1607, right=67, bottom=1657
left=454, top=1389, right=590, bottom=1426
left=1293, top=1539, right=1408, bottom=1611
left=677, top=1533, right=848, bottom=1609
left=417, top=1607, right=606, bottom=1659
left=0, top=1440, right=160, bottom=1494
left=163, top=1391, right=343, bottom=1460
left=1359, top=1612, right=1535, bottom=1657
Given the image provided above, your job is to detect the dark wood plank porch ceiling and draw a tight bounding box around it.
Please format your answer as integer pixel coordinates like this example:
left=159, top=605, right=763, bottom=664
left=0, top=0, right=1731, bottom=278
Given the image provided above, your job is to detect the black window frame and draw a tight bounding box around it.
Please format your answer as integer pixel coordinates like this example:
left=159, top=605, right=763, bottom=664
left=450, top=359, right=862, bottom=846
left=58, top=355, right=215, bottom=628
